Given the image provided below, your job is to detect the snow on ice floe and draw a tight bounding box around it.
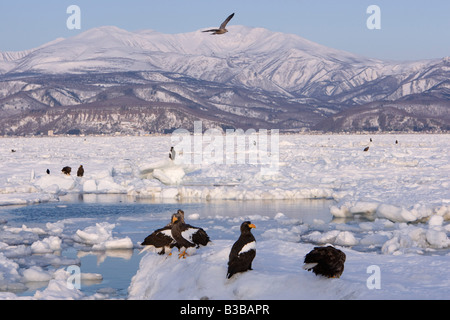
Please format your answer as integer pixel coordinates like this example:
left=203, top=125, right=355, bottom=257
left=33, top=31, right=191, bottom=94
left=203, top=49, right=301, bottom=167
left=128, top=238, right=450, bottom=300
left=73, top=222, right=133, bottom=250
left=1, top=134, right=448, bottom=223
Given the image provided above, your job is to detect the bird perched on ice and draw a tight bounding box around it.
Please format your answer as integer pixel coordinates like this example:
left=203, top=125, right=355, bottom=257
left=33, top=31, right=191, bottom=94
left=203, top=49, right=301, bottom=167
left=227, top=221, right=256, bottom=279
left=170, top=212, right=210, bottom=259
left=303, top=246, right=346, bottom=278
left=203, top=13, right=235, bottom=35
left=169, top=147, right=176, bottom=161
left=77, top=165, right=84, bottom=177
left=61, top=166, right=71, bottom=175
left=140, top=214, right=178, bottom=255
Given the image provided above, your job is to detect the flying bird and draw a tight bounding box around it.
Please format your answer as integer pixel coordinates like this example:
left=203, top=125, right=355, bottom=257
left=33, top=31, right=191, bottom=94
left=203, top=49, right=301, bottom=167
left=227, top=221, right=256, bottom=279
left=170, top=212, right=210, bottom=259
left=203, top=13, right=235, bottom=35
left=303, top=246, right=346, bottom=278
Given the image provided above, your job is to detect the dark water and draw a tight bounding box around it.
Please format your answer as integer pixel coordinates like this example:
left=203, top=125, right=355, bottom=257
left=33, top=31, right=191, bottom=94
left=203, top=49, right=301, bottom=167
left=0, top=195, right=335, bottom=299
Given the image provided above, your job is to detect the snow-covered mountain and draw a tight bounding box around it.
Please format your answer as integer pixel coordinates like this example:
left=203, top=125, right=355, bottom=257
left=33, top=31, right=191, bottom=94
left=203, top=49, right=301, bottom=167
left=0, top=26, right=449, bottom=135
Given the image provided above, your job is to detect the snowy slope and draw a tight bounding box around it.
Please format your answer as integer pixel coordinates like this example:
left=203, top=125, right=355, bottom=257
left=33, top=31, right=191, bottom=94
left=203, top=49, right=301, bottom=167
left=0, top=25, right=445, bottom=97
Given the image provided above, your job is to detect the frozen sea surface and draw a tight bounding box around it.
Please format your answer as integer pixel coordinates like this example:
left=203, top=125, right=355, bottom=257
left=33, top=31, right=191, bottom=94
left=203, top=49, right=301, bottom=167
left=0, top=196, right=334, bottom=299
left=0, top=134, right=448, bottom=300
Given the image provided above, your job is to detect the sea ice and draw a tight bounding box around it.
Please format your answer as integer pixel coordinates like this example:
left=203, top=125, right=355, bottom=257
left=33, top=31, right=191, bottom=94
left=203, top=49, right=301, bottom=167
left=0, top=134, right=448, bottom=300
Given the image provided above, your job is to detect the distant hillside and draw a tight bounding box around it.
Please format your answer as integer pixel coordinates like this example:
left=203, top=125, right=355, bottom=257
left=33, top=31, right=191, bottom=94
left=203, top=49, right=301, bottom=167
left=0, top=26, right=448, bottom=135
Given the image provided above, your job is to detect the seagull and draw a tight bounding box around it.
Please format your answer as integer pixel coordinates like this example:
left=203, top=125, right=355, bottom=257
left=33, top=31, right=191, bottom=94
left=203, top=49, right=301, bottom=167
left=203, top=13, right=235, bottom=35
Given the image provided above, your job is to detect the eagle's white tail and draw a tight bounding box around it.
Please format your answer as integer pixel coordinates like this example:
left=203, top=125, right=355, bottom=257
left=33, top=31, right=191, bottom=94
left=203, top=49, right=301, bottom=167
left=303, top=263, right=318, bottom=270
left=139, top=246, right=153, bottom=255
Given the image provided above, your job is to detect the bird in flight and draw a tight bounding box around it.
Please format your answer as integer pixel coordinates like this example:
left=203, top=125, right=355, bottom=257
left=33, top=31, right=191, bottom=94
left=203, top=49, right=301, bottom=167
left=203, top=13, right=235, bottom=35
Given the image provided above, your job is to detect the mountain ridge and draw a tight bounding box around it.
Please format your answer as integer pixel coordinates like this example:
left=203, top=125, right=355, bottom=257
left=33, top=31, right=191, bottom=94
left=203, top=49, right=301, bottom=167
left=0, top=25, right=448, bottom=135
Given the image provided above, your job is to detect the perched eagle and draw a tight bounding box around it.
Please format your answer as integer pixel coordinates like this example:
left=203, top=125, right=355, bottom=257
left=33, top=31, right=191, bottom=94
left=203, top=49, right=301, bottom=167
left=77, top=165, right=84, bottom=177
left=140, top=214, right=178, bottom=255
left=303, top=246, right=346, bottom=278
left=170, top=212, right=210, bottom=259
left=61, top=166, right=71, bottom=175
left=227, top=221, right=256, bottom=279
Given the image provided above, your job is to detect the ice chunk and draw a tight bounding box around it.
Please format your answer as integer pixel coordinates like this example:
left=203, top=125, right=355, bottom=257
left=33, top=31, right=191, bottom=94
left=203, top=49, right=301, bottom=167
left=22, top=266, right=53, bottom=282
left=92, top=237, right=133, bottom=251
left=376, top=204, right=417, bottom=223
left=82, top=180, right=98, bottom=193
left=31, top=236, right=62, bottom=254
left=160, top=188, right=179, bottom=199
left=0, top=252, right=22, bottom=290
left=73, top=222, right=133, bottom=251
left=335, top=231, right=359, bottom=246
left=152, top=167, right=185, bottom=185
left=33, top=269, right=85, bottom=300
left=330, top=205, right=351, bottom=218
left=426, top=229, right=450, bottom=248
left=140, top=160, right=186, bottom=185
left=188, top=213, right=200, bottom=220
left=73, top=222, right=115, bottom=245
left=428, top=215, right=444, bottom=227
left=34, top=175, right=75, bottom=192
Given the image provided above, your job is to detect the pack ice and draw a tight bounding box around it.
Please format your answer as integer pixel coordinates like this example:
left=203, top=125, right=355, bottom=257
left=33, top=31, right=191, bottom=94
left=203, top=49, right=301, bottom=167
left=0, top=133, right=448, bottom=299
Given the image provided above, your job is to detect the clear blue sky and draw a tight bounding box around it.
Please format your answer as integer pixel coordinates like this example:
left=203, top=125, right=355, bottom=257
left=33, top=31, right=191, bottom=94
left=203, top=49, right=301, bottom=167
left=0, top=0, right=449, bottom=61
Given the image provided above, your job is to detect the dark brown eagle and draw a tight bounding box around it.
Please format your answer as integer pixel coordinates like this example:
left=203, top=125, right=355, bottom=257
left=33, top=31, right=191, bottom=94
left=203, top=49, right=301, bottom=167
left=303, top=246, right=346, bottom=278
left=61, top=166, right=71, bottom=176
left=77, top=165, right=84, bottom=177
